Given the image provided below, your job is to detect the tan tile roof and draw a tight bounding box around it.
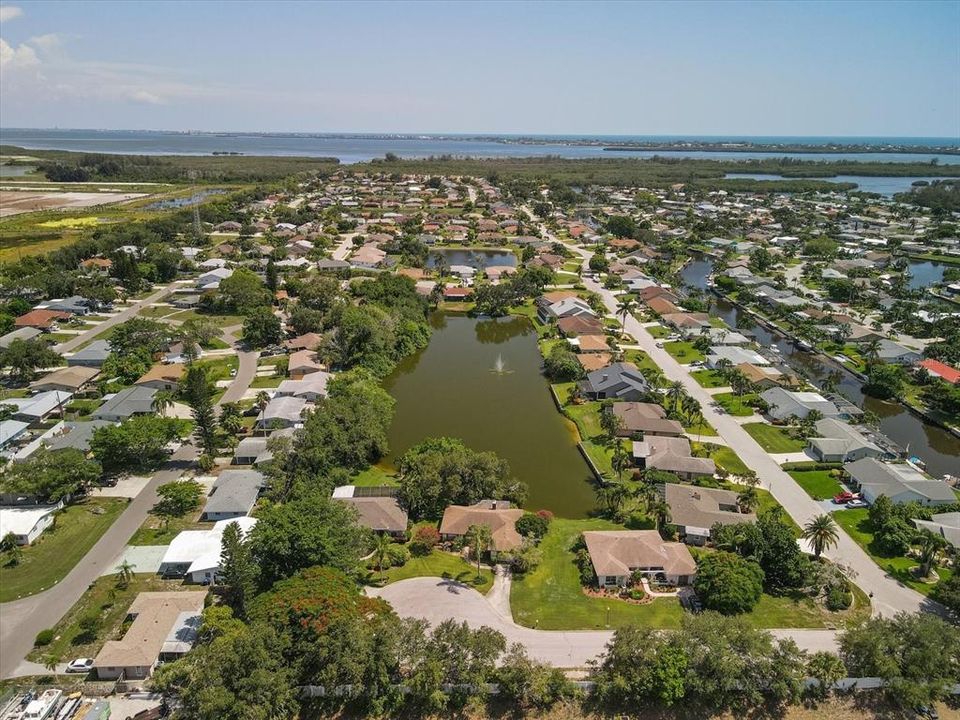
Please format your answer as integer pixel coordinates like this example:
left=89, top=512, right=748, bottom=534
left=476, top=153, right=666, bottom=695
left=662, top=483, right=756, bottom=530
left=612, top=402, right=684, bottom=436
left=583, top=530, right=696, bottom=578
left=30, top=365, right=100, bottom=391
left=440, top=502, right=524, bottom=552
left=135, top=363, right=185, bottom=386
left=337, top=496, right=408, bottom=533
left=577, top=353, right=613, bottom=372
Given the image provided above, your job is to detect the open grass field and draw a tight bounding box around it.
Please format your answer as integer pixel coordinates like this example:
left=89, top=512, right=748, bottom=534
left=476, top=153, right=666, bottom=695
left=510, top=518, right=685, bottom=630
left=713, top=391, right=760, bottom=416
left=662, top=341, right=705, bottom=363
left=26, top=574, right=194, bottom=663
left=371, top=550, right=494, bottom=594
left=788, top=470, right=845, bottom=501
left=690, top=369, right=730, bottom=388
left=742, top=422, right=806, bottom=453
left=833, top=508, right=953, bottom=596
left=351, top=464, right=400, bottom=487
left=691, top=442, right=750, bottom=476
left=0, top=498, right=127, bottom=603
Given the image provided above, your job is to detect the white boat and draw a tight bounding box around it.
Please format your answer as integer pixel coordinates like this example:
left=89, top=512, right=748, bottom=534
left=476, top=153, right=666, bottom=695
left=23, top=690, right=61, bottom=720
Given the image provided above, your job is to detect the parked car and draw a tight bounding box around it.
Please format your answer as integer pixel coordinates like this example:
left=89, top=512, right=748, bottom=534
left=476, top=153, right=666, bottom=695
left=833, top=491, right=856, bottom=504
left=913, top=705, right=939, bottom=720
left=66, top=658, right=94, bottom=674
left=229, top=368, right=237, bottom=377
left=655, top=342, right=664, bottom=348
left=846, top=499, right=869, bottom=509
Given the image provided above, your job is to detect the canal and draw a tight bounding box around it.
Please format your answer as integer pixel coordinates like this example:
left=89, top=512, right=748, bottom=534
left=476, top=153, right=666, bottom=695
left=680, top=257, right=960, bottom=479
left=383, top=313, right=596, bottom=517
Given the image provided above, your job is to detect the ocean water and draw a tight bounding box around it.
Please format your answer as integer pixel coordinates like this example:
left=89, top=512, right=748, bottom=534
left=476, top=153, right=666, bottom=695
left=1, top=128, right=958, bottom=165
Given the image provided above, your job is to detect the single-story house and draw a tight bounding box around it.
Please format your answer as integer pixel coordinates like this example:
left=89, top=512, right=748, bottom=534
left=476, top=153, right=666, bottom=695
left=844, top=458, right=956, bottom=506
left=579, top=362, right=650, bottom=402
left=9, top=391, right=72, bottom=423
left=256, top=396, right=307, bottom=429
left=536, top=296, right=595, bottom=324
left=317, top=259, right=350, bottom=272
left=196, top=267, right=233, bottom=291
left=94, top=591, right=207, bottom=680
left=275, top=373, right=330, bottom=402
left=0, top=420, right=30, bottom=452
left=570, top=335, right=610, bottom=354
left=158, top=517, right=257, bottom=582
left=706, top=346, right=769, bottom=369
left=582, top=530, right=696, bottom=587
left=44, top=295, right=96, bottom=316
left=874, top=339, right=922, bottom=366
left=42, top=420, right=113, bottom=453
left=807, top=418, right=884, bottom=463
left=67, top=340, right=111, bottom=368
left=332, top=488, right=408, bottom=537
left=578, top=353, right=613, bottom=372
left=0, top=326, right=43, bottom=349
left=557, top=314, right=606, bottom=337
left=0, top=503, right=60, bottom=545
left=29, top=365, right=100, bottom=394
left=163, top=341, right=201, bottom=365
left=913, top=512, right=960, bottom=547
left=350, top=244, right=387, bottom=269
left=14, top=309, right=70, bottom=330
left=232, top=428, right=293, bottom=466
left=202, top=469, right=264, bottom=520
left=611, top=402, right=684, bottom=438
left=288, top=350, right=323, bottom=380
left=916, top=359, right=960, bottom=385
left=93, top=386, right=157, bottom=422
left=135, top=363, right=185, bottom=392
left=443, top=286, right=473, bottom=302
left=283, top=332, right=323, bottom=351
left=631, top=436, right=715, bottom=480
left=646, top=297, right=681, bottom=316
left=735, top=363, right=789, bottom=389
left=439, top=500, right=524, bottom=557
left=662, top=483, right=756, bottom=545
left=760, top=388, right=840, bottom=422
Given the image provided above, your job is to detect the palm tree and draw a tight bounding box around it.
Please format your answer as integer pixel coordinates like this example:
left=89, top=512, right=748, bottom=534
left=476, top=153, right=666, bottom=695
left=616, top=297, right=637, bottom=338
left=649, top=497, right=671, bottom=531
left=802, top=514, right=840, bottom=559
left=115, top=559, right=136, bottom=588
left=255, top=391, right=271, bottom=436
left=220, top=412, right=243, bottom=435
left=916, top=529, right=947, bottom=578
left=372, top=533, right=392, bottom=581
left=665, top=380, right=685, bottom=414
left=737, top=486, right=759, bottom=514
left=152, top=390, right=175, bottom=417
left=42, top=654, right=58, bottom=681
left=465, top=524, right=492, bottom=579
left=863, top=338, right=882, bottom=365
left=595, top=483, right=627, bottom=517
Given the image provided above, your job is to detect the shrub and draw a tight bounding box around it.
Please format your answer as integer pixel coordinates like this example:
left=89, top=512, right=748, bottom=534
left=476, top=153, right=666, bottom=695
left=385, top=543, right=410, bottom=568
left=826, top=587, right=852, bottom=611
left=535, top=509, right=554, bottom=522
left=515, top=513, right=549, bottom=540
left=34, top=629, right=54, bottom=647
left=409, top=526, right=440, bottom=556
left=197, top=454, right=215, bottom=472
left=575, top=547, right=595, bottom=586
left=693, top=551, right=764, bottom=614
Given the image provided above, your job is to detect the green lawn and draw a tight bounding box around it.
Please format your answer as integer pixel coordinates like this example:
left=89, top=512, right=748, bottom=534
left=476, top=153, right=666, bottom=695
left=510, top=518, right=685, bottom=631
left=128, top=508, right=212, bottom=546
left=833, top=509, right=953, bottom=596
left=0, top=498, right=127, bottom=602
left=662, top=341, right=705, bottom=363
left=562, top=398, right=623, bottom=478
left=744, top=588, right=870, bottom=629
left=690, top=369, right=730, bottom=388
left=249, top=375, right=283, bottom=389
left=713, top=391, right=760, bottom=417
left=27, top=574, right=194, bottom=663
left=373, top=550, right=494, bottom=594
left=622, top=349, right=663, bottom=376
left=681, top=414, right=718, bottom=437
left=351, top=464, right=399, bottom=487
left=169, top=309, right=246, bottom=327
left=742, top=423, right=806, bottom=453
left=646, top=325, right=672, bottom=339
left=788, top=470, right=845, bottom=501
left=692, top=442, right=750, bottom=476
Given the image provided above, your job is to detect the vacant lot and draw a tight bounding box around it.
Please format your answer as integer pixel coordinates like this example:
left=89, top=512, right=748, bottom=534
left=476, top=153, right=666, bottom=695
left=788, top=469, right=845, bottom=500
left=742, top=422, right=806, bottom=453
left=0, top=190, right=146, bottom=217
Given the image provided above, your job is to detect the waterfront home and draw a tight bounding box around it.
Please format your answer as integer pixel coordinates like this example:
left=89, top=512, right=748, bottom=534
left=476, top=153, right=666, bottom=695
left=690, top=327, right=751, bottom=346
left=14, top=309, right=70, bottom=330
left=662, top=484, right=756, bottom=545
left=577, top=353, right=613, bottom=372
left=645, top=297, right=682, bottom=316
left=332, top=486, right=408, bottom=537
left=29, top=365, right=100, bottom=394
left=94, top=591, right=207, bottom=680
left=256, top=396, right=308, bottom=430
left=611, top=402, right=684, bottom=438
left=289, top=350, right=324, bottom=379
left=637, top=286, right=680, bottom=305
left=706, top=346, right=769, bottom=368
left=275, top=373, right=331, bottom=402
left=536, top=296, right=595, bottom=324
left=439, top=500, right=524, bottom=558
left=760, top=388, right=840, bottom=422
left=808, top=418, right=884, bottom=463
left=917, top=358, right=960, bottom=384
left=159, top=517, right=257, bottom=582
left=844, top=458, right=956, bottom=506
left=443, top=286, right=473, bottom=302
left=569, top=335, right=610, bottom=353
left=755, top=285, right=807, bottom=309
left=351, top=244, right=387, bottom=269
left=631, top=436, right=716, bottom=480
left=735, top=362, right=791, bottom=389
left=913, top=512, right=960, bottom=547
left=557, top=314, right=606, bottom=337
left=874, top=339, right=922, bottom=366
left=66, top=339, right=111, bottom=368
left=579, top=362, right=650, bottom=402
left=662, top=312, right=711, bottom=332
left=203, top=469, right=264, bottom=520
left=135, top=363, right=185, bottom=392
left=93, top=386, right=157, bottom=422
left=582, top=530, right=696, bottom=587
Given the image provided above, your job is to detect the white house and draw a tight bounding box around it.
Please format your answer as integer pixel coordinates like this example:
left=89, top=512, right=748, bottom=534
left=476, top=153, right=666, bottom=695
left=0, top=503, right=61, bottom=545
left=158, top=517, right=257, bottom=583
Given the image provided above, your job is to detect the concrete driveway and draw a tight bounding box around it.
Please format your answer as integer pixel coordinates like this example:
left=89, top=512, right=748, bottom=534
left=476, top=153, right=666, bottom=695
left=370, top=576, right=839, bottom=668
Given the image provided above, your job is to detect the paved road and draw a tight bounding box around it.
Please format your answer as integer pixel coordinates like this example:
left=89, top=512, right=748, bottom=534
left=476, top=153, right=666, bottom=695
left=55, top=280, right=187, bottom=354
left=0, top=445, right=198, bottom=679
left=532, top=215, right=934, bottom=619
left=217, top=348, right=259, bottom=406
left=370, top=576, right=840, bottom=668
left=332, top=233, right=358, bottom=261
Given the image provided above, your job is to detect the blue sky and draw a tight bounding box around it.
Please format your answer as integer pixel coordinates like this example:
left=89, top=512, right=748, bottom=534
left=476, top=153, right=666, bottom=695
left=1, top=0, right=958, bottom=136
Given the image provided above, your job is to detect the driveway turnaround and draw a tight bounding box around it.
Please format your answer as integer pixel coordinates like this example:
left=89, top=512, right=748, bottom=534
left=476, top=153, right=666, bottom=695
left=369, top=576, right=839, bottom=668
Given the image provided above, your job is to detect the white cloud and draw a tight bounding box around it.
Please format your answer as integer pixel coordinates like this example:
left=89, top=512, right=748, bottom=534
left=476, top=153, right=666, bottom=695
left=0, top=5, right=23, bottom=23
left=28, top=33, right=60, bottom=51
left=0, top=36, right=38, bottom=68
left=129, top=89, right=162, bottom=105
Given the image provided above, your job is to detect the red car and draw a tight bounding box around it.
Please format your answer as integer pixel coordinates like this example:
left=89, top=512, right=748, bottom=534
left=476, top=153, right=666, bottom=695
left=833, top=491, right=856, bottom=504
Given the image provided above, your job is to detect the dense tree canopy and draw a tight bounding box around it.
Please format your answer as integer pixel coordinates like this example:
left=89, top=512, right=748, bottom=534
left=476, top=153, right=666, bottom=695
left=0, top=448, right=101, bottom=502
left=90, top=416, right=184, bottom=472
left=693, top=551, right=764, bottom=614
